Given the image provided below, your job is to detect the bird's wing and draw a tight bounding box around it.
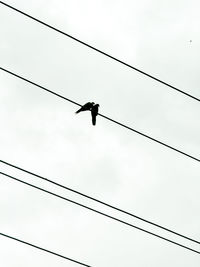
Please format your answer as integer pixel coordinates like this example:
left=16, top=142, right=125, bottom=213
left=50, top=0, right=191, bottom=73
left=76, top=102, right=91, bottom=113
left=84, top=102, right=92, bottom=109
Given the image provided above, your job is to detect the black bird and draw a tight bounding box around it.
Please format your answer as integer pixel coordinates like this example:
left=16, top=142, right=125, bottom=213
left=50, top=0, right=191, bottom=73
left=91, top=104, right=99, bottom=125
left=75, top=102, right=94, bottom=114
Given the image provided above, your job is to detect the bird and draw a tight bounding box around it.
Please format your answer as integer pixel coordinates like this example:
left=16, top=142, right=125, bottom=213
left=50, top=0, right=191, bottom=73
left=91, top=104, right=99, bottom=125
left=75, top=102, right=94, bottom=114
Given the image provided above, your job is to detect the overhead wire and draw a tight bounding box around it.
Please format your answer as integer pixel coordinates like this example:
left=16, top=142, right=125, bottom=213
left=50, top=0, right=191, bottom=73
left=1, top=159, right=199, bottom=245
left=0, top=1, right=200, bottom=103
left=1, top=67, right=199, bottom=163
left=1, top=172, right=200, bottom=255
left=0, top=232, right=92, bottom=267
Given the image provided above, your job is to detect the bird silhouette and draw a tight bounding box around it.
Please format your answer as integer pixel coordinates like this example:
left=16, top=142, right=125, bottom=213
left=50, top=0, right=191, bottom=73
left=91, top=104, right=99, bottom=125
left=75, top=102, right=94, bottom=114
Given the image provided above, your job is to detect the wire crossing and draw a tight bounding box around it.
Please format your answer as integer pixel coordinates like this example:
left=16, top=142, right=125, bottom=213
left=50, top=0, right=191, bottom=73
left=0, top=233, right=92, bottom=267
left=0, top=1, right=200, bottom=103
left=1, top=172, right=200, bottom=255
left=1, top=67, right=199, bottom=162
left=1, top=159, right=199, bottom=245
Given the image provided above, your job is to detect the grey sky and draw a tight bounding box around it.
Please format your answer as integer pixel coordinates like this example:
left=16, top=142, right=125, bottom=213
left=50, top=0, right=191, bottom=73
left=0, top=0, right=200, bottom=266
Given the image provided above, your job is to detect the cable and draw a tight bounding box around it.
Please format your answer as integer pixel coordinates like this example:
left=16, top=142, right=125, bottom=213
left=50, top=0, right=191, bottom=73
left=1, top=159, right=199, bottom=245
left=1, top=67, right=199, bottom=163
left=1, top=172, right=199, bottom=255
left=0, top=233, right=92, bottom=267
left=0, top=1, right=200, bottom=103
left=0, top=67, right=81, bottom=107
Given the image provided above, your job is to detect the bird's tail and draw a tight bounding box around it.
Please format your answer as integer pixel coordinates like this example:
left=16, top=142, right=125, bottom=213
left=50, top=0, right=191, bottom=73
left=75, top=109, right=81, bottom=114
left=92, top=116, right=96, bottom=125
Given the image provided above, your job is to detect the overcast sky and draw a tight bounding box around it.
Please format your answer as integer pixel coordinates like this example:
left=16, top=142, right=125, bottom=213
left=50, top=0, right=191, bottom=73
left=0, top=0, right=200, bottom=266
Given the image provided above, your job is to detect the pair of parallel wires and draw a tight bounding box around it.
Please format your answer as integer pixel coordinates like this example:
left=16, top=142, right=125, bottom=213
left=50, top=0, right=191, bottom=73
left=0, top=1, right=200, bottom=266
left=1, top=160, right=200, bottom=267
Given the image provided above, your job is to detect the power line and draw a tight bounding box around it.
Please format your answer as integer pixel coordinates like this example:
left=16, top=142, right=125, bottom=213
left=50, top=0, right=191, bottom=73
left=1, top=172, right=200, bottom=255
left=1, top=159, right=199, bottom=245
left=0, top=233, right=92, bottom=267
left=0, top=67, right=81, bottom=107
left=1, top=67, right=199, bottom=163
left=0, top=1, right=200, bottom=103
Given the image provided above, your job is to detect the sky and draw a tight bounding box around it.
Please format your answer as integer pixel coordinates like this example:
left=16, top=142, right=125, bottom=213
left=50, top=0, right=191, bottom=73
left=0, top=0, right=200, bottom=266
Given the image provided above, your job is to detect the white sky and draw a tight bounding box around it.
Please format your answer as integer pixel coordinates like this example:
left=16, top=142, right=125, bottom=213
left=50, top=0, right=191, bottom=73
left=0, top=0, right=200, bottom=266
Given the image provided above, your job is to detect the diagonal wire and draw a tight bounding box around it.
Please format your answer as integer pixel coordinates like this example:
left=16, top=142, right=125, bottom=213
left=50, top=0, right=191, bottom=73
left=0, top=233, right=92, bottom=267
left=1, top=159, right=199, bottom=245
left=0, top=1, right=200, bottom=103
left=1, top=172, right=200, bottom=255
left=1, top=67, right=200, bottom=162
left=0, top=67, right=80, bottom=107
